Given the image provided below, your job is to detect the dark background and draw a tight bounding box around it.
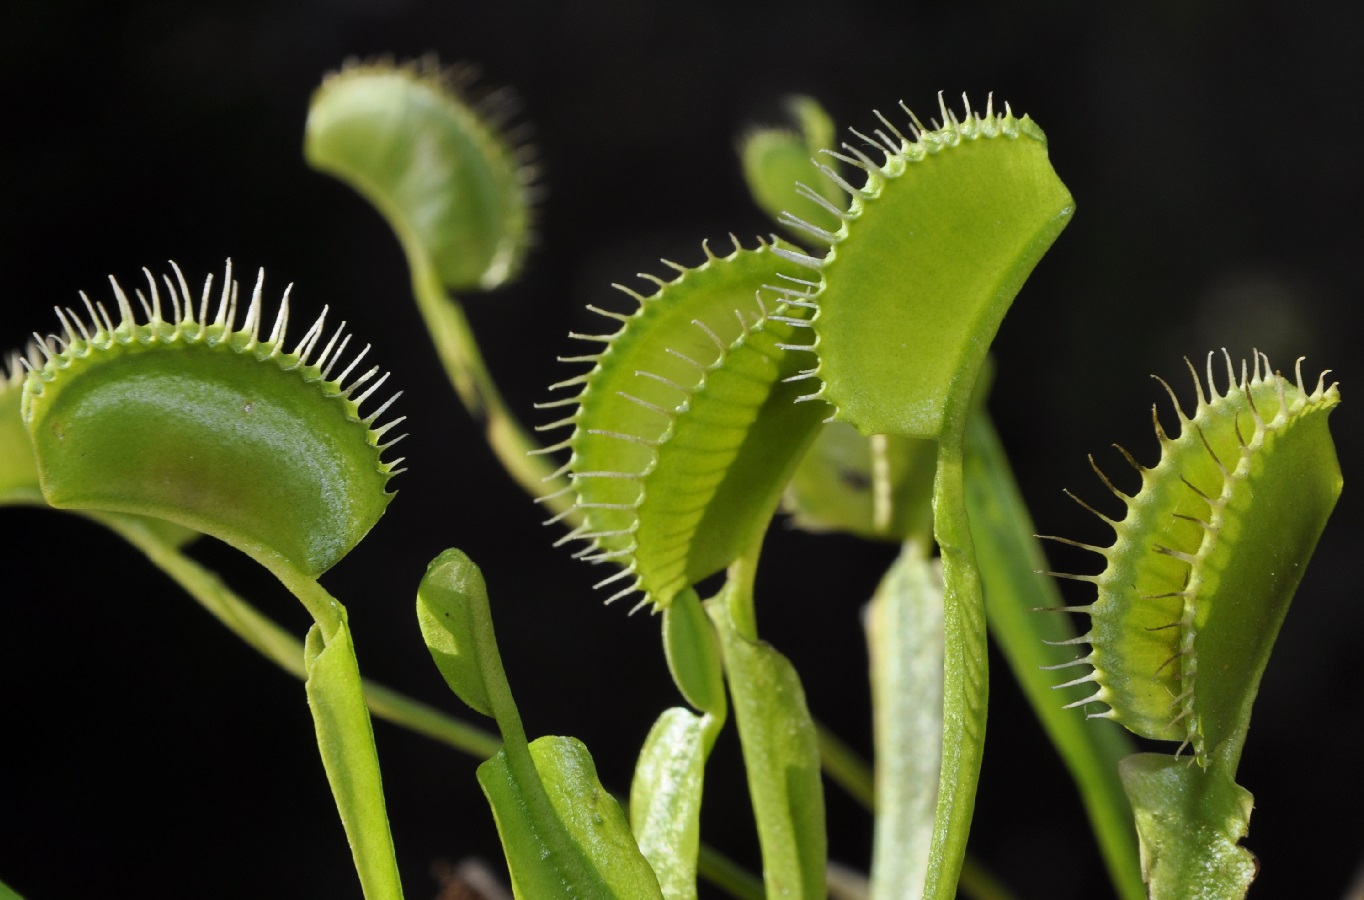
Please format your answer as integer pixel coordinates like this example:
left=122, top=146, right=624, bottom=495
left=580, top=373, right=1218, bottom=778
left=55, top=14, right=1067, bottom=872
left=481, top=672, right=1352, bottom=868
left=3, top=1, right=1362, bottom=897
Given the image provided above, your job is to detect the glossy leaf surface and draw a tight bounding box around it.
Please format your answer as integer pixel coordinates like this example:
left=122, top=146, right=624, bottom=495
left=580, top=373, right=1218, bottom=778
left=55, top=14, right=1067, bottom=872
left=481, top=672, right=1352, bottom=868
left=1119, top=753, right=1256, bottom=900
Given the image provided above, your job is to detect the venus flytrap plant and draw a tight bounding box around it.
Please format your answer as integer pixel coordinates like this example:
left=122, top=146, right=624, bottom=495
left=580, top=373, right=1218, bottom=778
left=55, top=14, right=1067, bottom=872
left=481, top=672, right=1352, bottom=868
left=4, top=52, right=1345, bottom=900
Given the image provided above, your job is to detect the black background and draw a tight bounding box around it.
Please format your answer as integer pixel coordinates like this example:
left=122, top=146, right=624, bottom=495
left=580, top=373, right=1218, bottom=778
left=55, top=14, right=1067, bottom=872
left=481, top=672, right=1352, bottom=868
left=3, top=1, right=1362, bottom=897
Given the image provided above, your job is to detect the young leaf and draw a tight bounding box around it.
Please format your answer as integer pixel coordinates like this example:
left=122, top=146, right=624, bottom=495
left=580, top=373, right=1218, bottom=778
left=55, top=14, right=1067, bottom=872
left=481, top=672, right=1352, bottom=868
left=419, top=549, right=662, bottom=897
left=662, top=588, right=726, bottom=718
left=305, top=59, right=534, bottom=293
left=22, top=263, right=403, bottom=578
left=739, top=95, right=844, bottom=238
left=417, top=547, right=500, bottom=719
left=479, top=736, right=664, bottom=899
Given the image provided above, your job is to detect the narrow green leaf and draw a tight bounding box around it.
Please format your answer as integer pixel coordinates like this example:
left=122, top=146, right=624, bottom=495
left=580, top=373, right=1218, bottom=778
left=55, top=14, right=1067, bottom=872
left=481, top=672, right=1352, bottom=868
left=479, top=736, right=664, bottom=899
left=1119, top=753, right=1256, bottom=900
left=709, top=595, right=826, bottom=898
left=304, top=610, right=404, bottom=900
left=866, top=539, right=943, bottom=900
left=662, top=589, right=726, bottom=717
left=0, top=876, right=26, bottom=900
left=630, top=708, right=716, bottom=900
left=962, top=412, right=1142, bottom=899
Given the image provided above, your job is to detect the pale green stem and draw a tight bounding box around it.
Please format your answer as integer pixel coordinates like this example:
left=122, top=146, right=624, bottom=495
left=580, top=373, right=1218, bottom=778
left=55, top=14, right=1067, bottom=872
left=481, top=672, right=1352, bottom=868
left=407, top=253, right=578, bottom=523
left=696, top=844, right=766, bottom=900
left=956, top=858, right=1017, bottom=900
left=816, top=721, right=876, bottom=811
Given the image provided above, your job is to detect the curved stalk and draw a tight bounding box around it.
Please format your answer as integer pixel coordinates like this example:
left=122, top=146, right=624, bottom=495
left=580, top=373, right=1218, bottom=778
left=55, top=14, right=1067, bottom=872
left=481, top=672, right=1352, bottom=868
left=408, top=255, right=578, bottom=523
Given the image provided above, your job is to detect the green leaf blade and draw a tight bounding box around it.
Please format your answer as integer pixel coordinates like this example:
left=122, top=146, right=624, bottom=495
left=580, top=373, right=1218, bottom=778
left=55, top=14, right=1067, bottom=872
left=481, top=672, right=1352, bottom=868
left=479, top=736, right=664, bottom=899
left=417, top=548, right=499, bottom=719
left=662, top=589, right=727, bottom=717
left=709, top=598, right=826, bottom=898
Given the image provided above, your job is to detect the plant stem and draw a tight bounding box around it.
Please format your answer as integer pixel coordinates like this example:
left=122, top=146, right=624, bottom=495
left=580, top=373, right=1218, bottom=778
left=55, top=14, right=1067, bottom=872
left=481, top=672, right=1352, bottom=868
left=815, top=721, right=876, bottom=812
left=696, top=843, right=766, bottom=900
left=408, top=253, right=579, bottom=523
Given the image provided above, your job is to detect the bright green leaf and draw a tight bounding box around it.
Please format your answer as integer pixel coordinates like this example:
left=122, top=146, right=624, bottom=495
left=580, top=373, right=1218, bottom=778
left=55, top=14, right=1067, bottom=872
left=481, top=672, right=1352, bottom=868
left=479, top=736, right=663, bottom=899
left=417, top=548, right=498, bottom=718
